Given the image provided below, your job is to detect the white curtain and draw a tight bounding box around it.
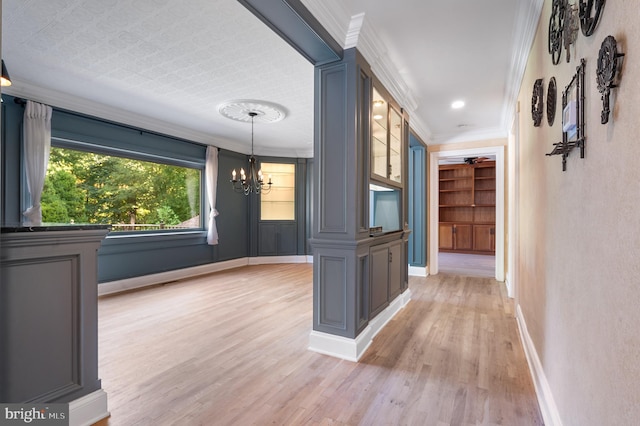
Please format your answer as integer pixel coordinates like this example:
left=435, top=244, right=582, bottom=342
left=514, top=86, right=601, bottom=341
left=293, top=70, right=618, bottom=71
left=205, top=146, right=219, bottom=245
left=22, top=100, right=53, bottom=225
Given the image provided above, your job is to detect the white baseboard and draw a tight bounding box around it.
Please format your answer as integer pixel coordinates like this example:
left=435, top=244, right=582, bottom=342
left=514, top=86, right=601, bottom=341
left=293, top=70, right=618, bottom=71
left=308, top=289, right=412, bottom=362
left=515, top=305, right=563, bottom=426
left=69, top=389, right=109, bottom=426
left=408, top=265, right=428, bottom=277
left=248, top=255, right=310, bottom=265
left=98, top=256, right=312, bottom=296
left=505, top=276, right=514, bottom=298
left=98, top=258, right=249, bottom=296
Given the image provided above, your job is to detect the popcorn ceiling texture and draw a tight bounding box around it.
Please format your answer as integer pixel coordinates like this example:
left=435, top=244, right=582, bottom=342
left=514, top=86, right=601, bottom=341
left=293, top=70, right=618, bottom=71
left=517, top=1, right=640, bottom=424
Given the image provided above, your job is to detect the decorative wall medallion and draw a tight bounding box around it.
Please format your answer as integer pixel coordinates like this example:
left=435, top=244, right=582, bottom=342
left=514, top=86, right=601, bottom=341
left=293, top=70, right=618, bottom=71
left=563, top=1, right=579, bottom=62
left=532, top=79, right=544, bottom=127
left=579, top=0, right=606, bottom=37
left=547, top=77, right=557, bottom=126
left=548, top=0, right=565, bottom=65
left=597, top=35, right=624, bottom=124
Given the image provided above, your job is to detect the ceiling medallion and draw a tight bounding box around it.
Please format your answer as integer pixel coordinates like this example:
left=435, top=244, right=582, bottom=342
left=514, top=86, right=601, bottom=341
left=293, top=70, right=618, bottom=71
left=218, top=99, right=287, bottom=124
left=532, top=78, right=544, bottom=127
left=596, top=35, right=624, bottom=124
left=548, top=0, right=565, bottom=65
left=579, top=0, right=606, bottom=37
left=547, top=77, right=557, bottom=126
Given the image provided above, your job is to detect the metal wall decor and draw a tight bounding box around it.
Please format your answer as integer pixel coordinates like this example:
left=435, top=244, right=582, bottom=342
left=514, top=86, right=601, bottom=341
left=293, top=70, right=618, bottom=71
left=547, top=59, right=586, bottom=171
left=597, top=35, right=624, bottom=124
left=563, top=1, right=579, bottom=62
left=532, top=78, right=544, bottom=127
left=579, top=0, right=605, bottom=37
left=547, top=77, right=557, bottom=126
left=548, top=0, right=565, bottom=65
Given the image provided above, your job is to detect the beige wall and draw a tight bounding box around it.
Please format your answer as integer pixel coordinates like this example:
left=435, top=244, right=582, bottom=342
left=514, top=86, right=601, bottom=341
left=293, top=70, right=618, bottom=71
left=516, top=1, right=640, bottom=424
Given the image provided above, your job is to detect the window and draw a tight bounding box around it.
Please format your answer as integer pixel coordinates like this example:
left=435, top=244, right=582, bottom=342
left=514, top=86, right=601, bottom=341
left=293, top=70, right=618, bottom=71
left=42, top=146, right=201, bottom=231
left=260, top=162, right=295, bottom=221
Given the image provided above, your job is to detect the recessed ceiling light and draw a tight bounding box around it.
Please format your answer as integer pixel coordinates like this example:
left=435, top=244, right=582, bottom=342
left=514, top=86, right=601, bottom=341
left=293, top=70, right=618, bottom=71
left=451, top=100, right=465, bottom=109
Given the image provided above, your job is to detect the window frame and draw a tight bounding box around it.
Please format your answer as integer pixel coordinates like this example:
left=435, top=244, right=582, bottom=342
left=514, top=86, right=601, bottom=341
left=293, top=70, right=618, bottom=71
left=44, top=139, right=206, bottom=237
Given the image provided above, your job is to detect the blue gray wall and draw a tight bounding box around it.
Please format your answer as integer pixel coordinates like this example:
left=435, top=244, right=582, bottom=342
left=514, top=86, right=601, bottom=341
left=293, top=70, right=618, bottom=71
left=1, top=95, right=310, bottom=283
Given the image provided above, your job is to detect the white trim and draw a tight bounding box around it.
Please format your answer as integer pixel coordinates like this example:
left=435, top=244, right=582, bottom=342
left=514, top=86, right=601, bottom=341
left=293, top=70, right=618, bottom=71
left=428, top=146, right=505, bottom=281
left=504, top=276, right=514, bottom=299
left=516, top=305, right=563, bottom=426
left=408, top=265, right=428, bottom=277
left=500, top=0, right=544, bottom=131
left=308, top=289, right=411, bottom=361
left=68, top=389, right=109, bottom=426
left=98, top=258, right=249, bottom=296
left=98, top=256, right=313, bottom=296
left=2, top=83, right=313, bottom=159
left=247, top=255, right=310, bottom=265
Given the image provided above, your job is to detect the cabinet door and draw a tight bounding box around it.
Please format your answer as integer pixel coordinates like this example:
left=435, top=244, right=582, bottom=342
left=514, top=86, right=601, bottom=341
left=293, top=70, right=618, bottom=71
left=258, top=222, right=297, bottom=256
left=370, top=245, right=389, bottom=317
left=439, top=224, right=454, bottom=250
left=277, top=223, right=297, bottom=255
left=371, top=87, right=389, bottom=180
left=473, top=224, right=495, bottom=252
left=388, top=107, right=402, bottom=183
left=388, top=241, right=402, bottom=299
left=258, top=223, right=278, bottom=255
left=453, top=224, right=473, bottom=251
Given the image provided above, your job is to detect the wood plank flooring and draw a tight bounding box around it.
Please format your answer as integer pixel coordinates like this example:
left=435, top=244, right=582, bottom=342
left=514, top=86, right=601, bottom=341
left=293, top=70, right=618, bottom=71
left=438, top=253, right=496, bottom=278
left=96, top=264, right=542, bottom=426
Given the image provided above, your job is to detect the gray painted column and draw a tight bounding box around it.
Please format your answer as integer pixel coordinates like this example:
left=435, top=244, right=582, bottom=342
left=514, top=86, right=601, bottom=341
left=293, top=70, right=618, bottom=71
left=310, top=49, right=372, bottom=339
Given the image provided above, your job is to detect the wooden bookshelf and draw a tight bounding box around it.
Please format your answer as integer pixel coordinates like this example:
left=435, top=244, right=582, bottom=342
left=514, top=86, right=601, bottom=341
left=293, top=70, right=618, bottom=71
left=438, top=161, right=495, bottom=254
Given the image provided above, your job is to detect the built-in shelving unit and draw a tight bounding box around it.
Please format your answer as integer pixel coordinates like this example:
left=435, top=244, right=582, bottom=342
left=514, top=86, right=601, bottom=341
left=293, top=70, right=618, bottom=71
left=438, top=161, right=496, bottom=254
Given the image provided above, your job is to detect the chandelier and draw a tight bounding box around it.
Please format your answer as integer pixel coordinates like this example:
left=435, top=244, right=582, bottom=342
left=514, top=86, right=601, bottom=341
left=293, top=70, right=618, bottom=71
left=230, top=112, right=272, bottom=195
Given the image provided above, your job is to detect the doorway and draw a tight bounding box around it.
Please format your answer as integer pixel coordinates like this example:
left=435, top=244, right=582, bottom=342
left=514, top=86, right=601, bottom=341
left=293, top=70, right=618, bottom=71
left=428, top=146, right=505, bottom=281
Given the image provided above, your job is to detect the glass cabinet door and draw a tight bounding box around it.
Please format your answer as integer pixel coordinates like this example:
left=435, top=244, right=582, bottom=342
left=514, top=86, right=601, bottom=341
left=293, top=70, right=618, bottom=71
left=371, top=86, right=403, bottom=186
left=389, top=106, right=402, bottom=184
left=371, top=87, right=388, bottom=180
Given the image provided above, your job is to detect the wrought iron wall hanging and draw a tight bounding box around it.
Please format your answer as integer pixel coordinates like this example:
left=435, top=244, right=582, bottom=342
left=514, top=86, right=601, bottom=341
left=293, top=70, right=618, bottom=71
left=547, top=77, right=557, bottom=126
left=548, top=0, right=565, bottom=65
left=532, top=79, right=544, bottom=127
left=579, top=0, right=605, bottom=37
left=546, top=59, right=586, bottom=171
left=563, top=1, right=579, bottom=62
left=597, top=35, right=624, bottom=124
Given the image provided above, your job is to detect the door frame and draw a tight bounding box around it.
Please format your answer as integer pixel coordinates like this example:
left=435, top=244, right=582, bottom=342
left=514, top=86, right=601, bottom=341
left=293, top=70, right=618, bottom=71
left=428, top=145, right=505, bottom=281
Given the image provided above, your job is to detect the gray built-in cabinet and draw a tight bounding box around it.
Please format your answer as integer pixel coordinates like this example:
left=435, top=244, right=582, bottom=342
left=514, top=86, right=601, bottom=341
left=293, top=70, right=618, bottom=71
left=311, top=48, right=410, bottom=341
left=0, top=226, right=109, bottom=403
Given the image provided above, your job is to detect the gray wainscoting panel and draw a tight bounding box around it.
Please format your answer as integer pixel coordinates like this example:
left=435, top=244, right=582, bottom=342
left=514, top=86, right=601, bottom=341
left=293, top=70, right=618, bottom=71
left=317, top=255, right=347, bottom=330
left=2, top=256, right=81, bottom=402
left=0, top=228, right=108, bottom=403
left=318, top=63, right=348, bottom=234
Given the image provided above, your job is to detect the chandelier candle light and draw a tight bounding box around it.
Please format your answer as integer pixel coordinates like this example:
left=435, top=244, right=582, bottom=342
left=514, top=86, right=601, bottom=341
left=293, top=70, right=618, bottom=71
left=231, top=112, right=272, bottom=195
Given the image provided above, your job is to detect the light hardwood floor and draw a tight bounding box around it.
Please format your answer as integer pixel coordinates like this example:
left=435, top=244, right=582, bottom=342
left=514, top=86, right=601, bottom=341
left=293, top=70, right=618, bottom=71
left=96, top=264, right=542, bottom=426
left=438, top=253, right=496, bottom=278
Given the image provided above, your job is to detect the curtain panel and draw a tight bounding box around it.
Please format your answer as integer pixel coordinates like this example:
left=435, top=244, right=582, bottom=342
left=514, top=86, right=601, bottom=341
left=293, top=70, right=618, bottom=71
left=205, top=146, right=219, bottom=245
left=23, top=100, right=53, bottom=225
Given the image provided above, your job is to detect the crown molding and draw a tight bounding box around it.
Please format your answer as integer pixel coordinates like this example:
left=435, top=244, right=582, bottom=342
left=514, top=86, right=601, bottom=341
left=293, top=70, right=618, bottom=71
left=301, top=0, right=351, bottom=50
left=344, top=12, right=365, bottom=49
left=302, top=0, right=431, bottom=144
left=501, top=0, right=545, bottom=131
left=3, top=79, right=312, bottom=158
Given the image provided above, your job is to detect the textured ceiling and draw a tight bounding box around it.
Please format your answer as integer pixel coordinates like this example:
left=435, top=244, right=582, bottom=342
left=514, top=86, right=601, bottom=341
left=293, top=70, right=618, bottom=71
left=2, top=0, right=314, bottom=156
left=2, top=0, right=541, bottom=156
